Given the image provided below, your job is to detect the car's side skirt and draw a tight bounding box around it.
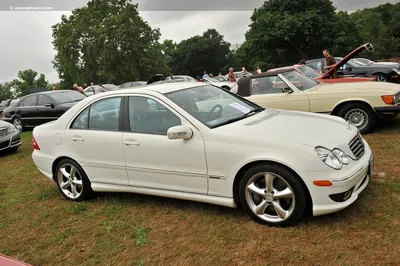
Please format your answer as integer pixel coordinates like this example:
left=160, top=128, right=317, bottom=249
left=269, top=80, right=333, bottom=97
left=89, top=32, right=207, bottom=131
left=91, top=182, right=237, bottom=208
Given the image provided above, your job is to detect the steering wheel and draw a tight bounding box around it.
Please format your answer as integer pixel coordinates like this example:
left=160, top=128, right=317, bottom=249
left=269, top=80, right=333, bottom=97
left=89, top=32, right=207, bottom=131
left=206, top=104, right=223, bottom=121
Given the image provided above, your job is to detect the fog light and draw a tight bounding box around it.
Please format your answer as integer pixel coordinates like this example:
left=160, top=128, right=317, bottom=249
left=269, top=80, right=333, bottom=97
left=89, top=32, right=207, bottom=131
left=343, top=189, right=352, bottom=201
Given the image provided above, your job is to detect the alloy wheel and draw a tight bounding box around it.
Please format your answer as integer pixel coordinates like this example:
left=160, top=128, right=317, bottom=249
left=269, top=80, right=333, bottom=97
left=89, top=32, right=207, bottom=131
left=57, top=163, right=84, bottom=199
left=245, top=172, right=295, bottom=223
left=345, top=108, right=369, bottom=131
left=13, top=118, right=23, bottom=131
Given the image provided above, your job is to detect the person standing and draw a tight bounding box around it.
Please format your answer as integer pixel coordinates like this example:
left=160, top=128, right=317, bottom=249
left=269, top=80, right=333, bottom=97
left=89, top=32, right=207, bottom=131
left=90, top=82, right=94, bottom=86
left=256, top=66, right=262, bottom=74
left=73, top=83, right=86, bottom=95
left=52, top=85, right=57, bottom=91
left=202, top=71, right=209, bottom=79
left=323, top=49, right=336, bottom=71
left=210, top=73, right=214, bottom=78
left=228, top=67, right=236, bottom=82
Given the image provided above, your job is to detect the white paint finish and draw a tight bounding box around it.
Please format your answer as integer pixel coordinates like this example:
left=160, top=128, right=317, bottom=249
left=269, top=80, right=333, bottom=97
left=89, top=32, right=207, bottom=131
left=53, top=133, right=63, bottom=145
left=64, top=129, right=128, bottom=185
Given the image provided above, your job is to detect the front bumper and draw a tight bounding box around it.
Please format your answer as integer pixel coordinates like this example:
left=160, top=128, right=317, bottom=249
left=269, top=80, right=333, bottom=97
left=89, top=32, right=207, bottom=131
left=0, top=131, right=21, bottom=151
left=374, top=105, right=400, bottom=113
left=299, top=140, right=373, bottom=216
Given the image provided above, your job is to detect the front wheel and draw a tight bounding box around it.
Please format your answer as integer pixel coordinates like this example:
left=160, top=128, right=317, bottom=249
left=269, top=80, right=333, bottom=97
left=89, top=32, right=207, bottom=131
left=239, top=164, right=308, bottom=227
left=337, top=103, right=376, bottom=134
left=55, top=159, right=93, bottom=201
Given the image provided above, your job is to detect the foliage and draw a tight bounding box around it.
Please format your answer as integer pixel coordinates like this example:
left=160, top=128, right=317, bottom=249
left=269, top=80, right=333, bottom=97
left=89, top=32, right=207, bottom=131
left=170, top=29, right=231, bottom=77
left=0, top=82, right=14, bottom=101
left=9, top=69, right=50, bottom=96
left=52, top=0, right=169, bottom=86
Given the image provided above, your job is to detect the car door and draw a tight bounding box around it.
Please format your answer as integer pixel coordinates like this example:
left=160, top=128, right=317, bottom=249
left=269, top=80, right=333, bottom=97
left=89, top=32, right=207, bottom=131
left=245, top=76, right=310, bottom=112
left=122, top=94, right=208, bottom=194
left=36, top=94, right=58, bottom=124
left=18, top=95, right=38, bottom=126
left=64, top=96, right=128, bottom=186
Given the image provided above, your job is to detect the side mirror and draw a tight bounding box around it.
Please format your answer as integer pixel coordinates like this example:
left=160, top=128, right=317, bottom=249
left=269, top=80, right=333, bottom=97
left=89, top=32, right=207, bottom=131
left=167, top=126, right=193, bottom=140
left=282, top=87, right=294, bottom=94
left=45, top=103, right=55, bottom=108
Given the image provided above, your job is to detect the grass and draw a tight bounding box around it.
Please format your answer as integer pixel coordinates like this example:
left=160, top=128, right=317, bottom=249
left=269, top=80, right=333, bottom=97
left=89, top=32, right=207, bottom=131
left=0, top=122, right=400, bottom=265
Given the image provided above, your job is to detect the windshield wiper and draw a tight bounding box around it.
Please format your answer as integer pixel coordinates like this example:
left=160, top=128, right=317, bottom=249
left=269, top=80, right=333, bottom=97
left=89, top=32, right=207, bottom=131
left=210, top=107, right=264, bottom=128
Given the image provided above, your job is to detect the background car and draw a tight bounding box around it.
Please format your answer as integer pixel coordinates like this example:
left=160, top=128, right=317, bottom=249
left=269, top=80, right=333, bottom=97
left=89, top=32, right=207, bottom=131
left=213, top=76, right=228, bottom=82
left=0, top=120, right=21, bottom=153
left=203, top=76, right=236, bottom=90
left=119, top=81, right=147, bottom=88
left=353, top=58, right=400, bottom=69
left=225, top=71, right=253, bottom=81
left=2, top=90, right=86, bottom=131
left=0, top=99, right=11, bottom=115
left=233, top=69, right=400, bottom=133
left=165, top=75, right=197, bottom=82
left=101, top=84, right=119, bottom=91
left=306, top=43, right=400, bottom=83
left=84, top=85, right=107, bottom=96
left=32, top=82, right=373, bottom=227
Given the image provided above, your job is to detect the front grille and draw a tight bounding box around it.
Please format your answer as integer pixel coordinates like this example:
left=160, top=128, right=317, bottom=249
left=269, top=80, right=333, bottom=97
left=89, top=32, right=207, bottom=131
left=349, top=133, right=365, bottom=159
left=0, top=139, right=10, bottom=150
left=0, top=128, right=6, bottom=138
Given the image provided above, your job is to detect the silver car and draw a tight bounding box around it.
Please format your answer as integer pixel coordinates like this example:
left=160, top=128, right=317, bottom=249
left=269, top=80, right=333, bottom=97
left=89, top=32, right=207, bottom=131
left=0, top=120, right=21, bottom=153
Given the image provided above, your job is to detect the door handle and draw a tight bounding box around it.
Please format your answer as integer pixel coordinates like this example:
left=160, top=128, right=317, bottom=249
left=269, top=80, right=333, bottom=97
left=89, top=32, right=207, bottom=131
left=124, top=139, right=140, bottom=146
left=72, top=136, right=84, bottom=142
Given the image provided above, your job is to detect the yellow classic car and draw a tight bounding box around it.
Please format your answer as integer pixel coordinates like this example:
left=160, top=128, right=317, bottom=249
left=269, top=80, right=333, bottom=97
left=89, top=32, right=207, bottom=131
left=231, top=68, right=400, bottom=133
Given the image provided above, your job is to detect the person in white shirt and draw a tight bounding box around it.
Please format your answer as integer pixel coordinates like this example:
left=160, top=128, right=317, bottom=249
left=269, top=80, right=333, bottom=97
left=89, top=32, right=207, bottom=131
left=256, top=66, right=262, bottom=74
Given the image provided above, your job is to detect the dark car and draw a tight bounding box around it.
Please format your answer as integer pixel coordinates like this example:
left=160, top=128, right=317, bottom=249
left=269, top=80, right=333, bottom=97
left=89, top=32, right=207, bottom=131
left=0, top=120, right=21, bottom=153
left=307, top=49, right=400, bottom=83
left=0, top=99, right=12, bottom=115
left=2, top=90, right=86, bottom=131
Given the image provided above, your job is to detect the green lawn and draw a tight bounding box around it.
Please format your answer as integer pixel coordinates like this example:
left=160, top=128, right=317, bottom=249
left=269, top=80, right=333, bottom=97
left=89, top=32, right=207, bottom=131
left=0, top=122, right=399, bottom=265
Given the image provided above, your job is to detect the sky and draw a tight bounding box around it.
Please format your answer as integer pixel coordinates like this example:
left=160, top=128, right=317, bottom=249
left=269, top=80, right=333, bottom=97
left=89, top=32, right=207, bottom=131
left=0, top=0, right=398, bottom=84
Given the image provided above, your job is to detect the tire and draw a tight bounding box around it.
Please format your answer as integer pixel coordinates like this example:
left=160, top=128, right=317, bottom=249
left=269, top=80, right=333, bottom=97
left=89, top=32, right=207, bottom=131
left=55, top=159, right=93, bottom=201
left=337, top=103, right=376, bottom=134
left=238, top=164, right=308, bottom=227
left=12, top=117, right=24, bottom=132
left=375, top=73, right=388, bottom=82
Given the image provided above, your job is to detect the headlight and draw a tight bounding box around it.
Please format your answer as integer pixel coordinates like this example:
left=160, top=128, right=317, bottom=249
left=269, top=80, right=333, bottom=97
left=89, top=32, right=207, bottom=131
left=315, top=147, right=349, bottom=170
left=8, top=124, right=17, bottom=134
left=393, top=68, right=400, bottom=75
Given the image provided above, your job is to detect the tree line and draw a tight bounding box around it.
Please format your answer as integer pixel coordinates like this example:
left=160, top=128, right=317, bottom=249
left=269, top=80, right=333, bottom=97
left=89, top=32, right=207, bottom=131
left=1, top=0, right=399, bottom=100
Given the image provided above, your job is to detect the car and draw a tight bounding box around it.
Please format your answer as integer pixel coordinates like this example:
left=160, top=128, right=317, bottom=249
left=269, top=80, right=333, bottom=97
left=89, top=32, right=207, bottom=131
left=225, top=71, right=253, bottom=81
left=268, top=64, right=374, bottom=83
left=0, top=99, right=12, bottom=115
left=84, top=85, right=107, bottom=96
left=101, top=84, right=119, bottom=91
left=0, top=120, right=21, bottom=153
left=2, top=90, right=86, bottom=131
left=119, top=81, right=147, bottom=88
left=306, top=43, right=400, bottom=83
left=202, top=76, right=236, bottom=90
left=9, top=98, right=20, bottom=107
left=231, top=69, right=400, bottom=133
left=213, top=76, right=229, bottom=82
left=31, top=82, right=373, bottom=227
left=353, top=58, right=400, bottom=69
left=165, top=75, right=197, bottom=82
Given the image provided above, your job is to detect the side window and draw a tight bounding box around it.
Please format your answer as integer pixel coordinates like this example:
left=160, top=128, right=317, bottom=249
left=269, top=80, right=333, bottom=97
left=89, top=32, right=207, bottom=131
left=20, top=95, right=37, bottom=107
left=89, top=97, right=122, bottom=131
left=250, top=77, right=285, bottom=95
left=71, top=107, right=89, bottom=129
left=38, top=95, right=52, bottom=106
left=128, top=96, right=181, bottom=135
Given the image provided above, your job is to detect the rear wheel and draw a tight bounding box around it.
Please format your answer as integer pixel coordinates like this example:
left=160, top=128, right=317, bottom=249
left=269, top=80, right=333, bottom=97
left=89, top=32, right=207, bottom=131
left=337, top=103, right=376, bottom=134
left=55, top=159, right=93, bottom=201
left=239, top=164, right=308, bottom=227
left=12, top=117, right=23, bottom=131
left=375, top=74, right=388, bottom=82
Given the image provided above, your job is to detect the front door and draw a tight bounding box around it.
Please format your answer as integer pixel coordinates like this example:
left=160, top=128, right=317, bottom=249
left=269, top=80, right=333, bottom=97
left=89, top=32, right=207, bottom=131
left=245, top=75, right=310, bottom=112
left=64, top=96, right=128, bottom=186
left=36, top=94, right=58, bottom=124
left=122, top=95, right=208, bottom=194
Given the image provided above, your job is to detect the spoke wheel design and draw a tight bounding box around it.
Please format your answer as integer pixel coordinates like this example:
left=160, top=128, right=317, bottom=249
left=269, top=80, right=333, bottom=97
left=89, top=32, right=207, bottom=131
left=57, top=163, right=84, bottom=199
left=376, top=75, right=387, bottom=82
left=245, top=172, right=295, bottom=223
left=13, top=117, right=23, bottom=131
left=345, top=108, right=369, bottom=130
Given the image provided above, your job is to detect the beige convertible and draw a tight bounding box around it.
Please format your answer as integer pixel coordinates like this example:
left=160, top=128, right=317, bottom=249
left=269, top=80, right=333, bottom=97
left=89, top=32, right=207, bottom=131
left=231, top=68, right=400, bottom=133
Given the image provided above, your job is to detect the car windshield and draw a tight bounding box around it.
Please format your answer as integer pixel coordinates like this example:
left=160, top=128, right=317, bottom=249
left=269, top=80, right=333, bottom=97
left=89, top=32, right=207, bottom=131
left=165, top=85, right=264, bottom=128
left=51, top=91, right=86, bottom=104
left=298, top=66, right=321, bottom=79
left=281, top=71, right=319, bottom=91
left=10, top=99, right=19, bottom=106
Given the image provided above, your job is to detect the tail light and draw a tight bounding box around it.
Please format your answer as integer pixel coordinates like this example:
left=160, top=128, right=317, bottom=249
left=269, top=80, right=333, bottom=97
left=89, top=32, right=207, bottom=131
left=32, top=134, right=40, bottom=150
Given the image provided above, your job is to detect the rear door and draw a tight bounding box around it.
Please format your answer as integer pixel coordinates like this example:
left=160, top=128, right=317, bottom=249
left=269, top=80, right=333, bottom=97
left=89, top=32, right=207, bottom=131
left=18, top=95, right=38, bottom=126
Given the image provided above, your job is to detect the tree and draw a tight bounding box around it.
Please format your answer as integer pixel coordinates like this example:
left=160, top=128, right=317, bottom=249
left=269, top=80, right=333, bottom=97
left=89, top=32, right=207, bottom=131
left=12, top=69, right=50, bottom=96
left=240, top=0, right=338, bottom=68
left=170, top=29, right=231, bottom=77
left=0, top=82, right=14, bottom=101
left=52, top=0, right=169, bottom=86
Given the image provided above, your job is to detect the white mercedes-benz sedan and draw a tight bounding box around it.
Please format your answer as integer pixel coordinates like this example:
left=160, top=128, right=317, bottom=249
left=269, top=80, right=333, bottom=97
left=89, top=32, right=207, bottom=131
left=32, top=82, right=374, bottom=226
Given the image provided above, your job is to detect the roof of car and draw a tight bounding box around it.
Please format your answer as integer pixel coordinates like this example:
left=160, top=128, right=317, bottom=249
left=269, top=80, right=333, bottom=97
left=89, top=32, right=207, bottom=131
left=116, top=82, right=208, bottom=94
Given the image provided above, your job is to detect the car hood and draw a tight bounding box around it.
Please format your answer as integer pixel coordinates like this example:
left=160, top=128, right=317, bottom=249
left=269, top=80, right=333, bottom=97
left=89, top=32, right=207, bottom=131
left=212, top=82, right=235, bottom=88
left=218, top=109, right=358, bottom=155
left=309, top=81, right=400, bottom=94
left=0, top=120, right=12, bottom=128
